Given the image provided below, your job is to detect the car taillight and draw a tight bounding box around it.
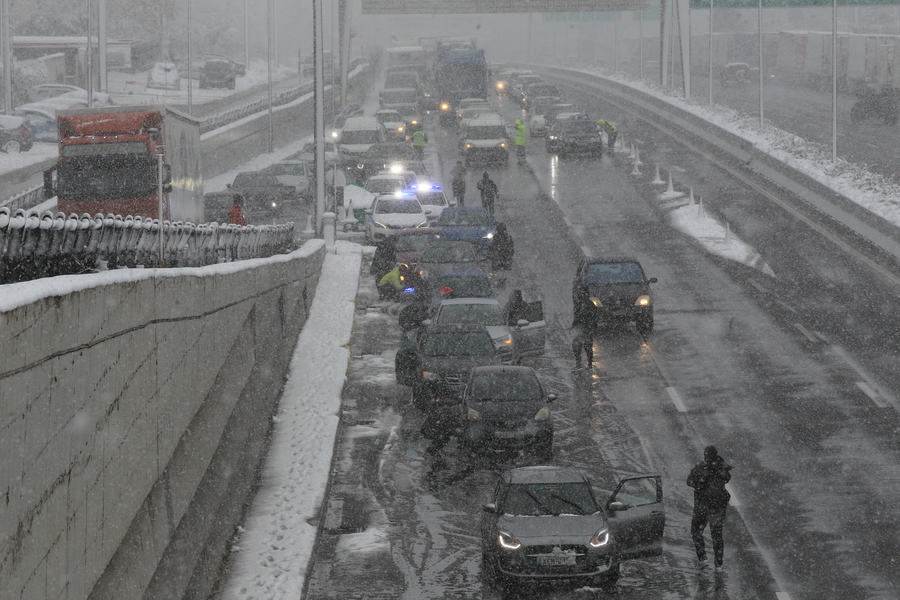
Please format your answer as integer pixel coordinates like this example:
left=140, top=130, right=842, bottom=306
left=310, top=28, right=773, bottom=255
left=22, top=128, right=30, bottom=138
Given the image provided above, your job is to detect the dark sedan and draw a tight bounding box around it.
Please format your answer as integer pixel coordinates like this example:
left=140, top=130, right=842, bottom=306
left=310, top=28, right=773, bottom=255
left=480, top=466, right=665, bottom=591
left=226, top=172, right=297, bottom=214
left=394, top=323, right=501, bottom=408
left=435, top=207, right=497, bottom=257
left=459, top=365, right=555, bottom=459
left=546, top=116, right=603, bottom=157
left=572, top=256, right=657, bottom=333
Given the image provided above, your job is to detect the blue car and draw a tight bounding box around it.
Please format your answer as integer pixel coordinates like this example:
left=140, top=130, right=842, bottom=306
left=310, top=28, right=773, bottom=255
left=436, top=206, right=497, bottom=256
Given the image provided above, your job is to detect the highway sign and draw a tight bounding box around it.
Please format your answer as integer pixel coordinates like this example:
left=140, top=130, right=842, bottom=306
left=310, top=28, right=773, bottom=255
left=362, top=0, right=649, bottom=14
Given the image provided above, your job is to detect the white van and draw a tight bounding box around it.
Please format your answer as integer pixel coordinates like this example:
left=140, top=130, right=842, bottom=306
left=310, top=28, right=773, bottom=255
left=458, top=113, right=509, bottom=166
left=337, top=116, right=386, bottom=161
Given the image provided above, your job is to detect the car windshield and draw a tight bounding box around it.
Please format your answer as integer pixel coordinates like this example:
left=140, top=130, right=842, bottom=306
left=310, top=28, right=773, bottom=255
left=560, top=121, right=598, bottom=134
left=466, top=126, right=507, bottom=140
left=437, top=276, right=493, bottom=298
left=463, top=108, right=492, bottom=119
left=549, top=106, right=576, bottom=118
left=382, top=91, right=418, bottom=104
left=233, top=174, right=277, bottom=187
left=375, top=199, right=422, bottom=214
left=268, top=163, right=305, bottom=176
left=585, top=262, right=645, bottom=284
left=394, top=233, right=444, bottom=252
left=395, top=105, right=420, bottom=118
left=422, top=332, right=494, bottom=356
left=367, top=179, right=404, bottom=194
left=341, top=130, right=382, bottom=144
left=469, top=371, right=543, bottom=401
left=435, top=304, right=505, bottom=326
left=438, top=211, right=491, bottom=226
left=501, top=483, right=599, bottom=516
left=417, top=191, right=447, bottom=206
left=421, top=244, right=478, bottom=263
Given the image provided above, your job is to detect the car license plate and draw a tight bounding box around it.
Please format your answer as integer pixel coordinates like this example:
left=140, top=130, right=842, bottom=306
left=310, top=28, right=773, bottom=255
left=537, top=555, right=576, bottom=567
left=494, top=431, right=520, bottom=439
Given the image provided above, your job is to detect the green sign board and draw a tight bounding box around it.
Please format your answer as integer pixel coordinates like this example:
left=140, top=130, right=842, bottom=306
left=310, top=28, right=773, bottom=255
left=691, top=0, right=899, bottom=8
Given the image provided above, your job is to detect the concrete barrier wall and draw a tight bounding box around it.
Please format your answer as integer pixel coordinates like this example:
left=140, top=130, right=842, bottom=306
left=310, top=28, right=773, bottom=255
left=0, top=240, right=328, bottom=600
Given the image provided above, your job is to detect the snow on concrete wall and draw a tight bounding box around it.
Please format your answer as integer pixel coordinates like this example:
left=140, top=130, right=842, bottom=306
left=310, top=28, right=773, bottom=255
left=0, top=239, right=327, bottom=600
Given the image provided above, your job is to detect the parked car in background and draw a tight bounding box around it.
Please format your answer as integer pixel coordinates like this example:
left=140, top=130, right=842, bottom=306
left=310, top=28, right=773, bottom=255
left=203, top=190, right=234, bottom=224
left=364, top=194, right=430, bottom=244
left=199, top=58, right=237, bottom=89
left=480, top=466, right=666, bottom=591
left=25, top=84, right=85, bottom=104
left=430, top=298, right=545, bottom=362
left=14, top=106, right=57, bottom=142
left=0, top=115, right=33, bottom=152
left=393, top=228, right=446, bottom=265
left=226, top=171, right=296, bottom=214
left=146, top=61, right=181, bottom=90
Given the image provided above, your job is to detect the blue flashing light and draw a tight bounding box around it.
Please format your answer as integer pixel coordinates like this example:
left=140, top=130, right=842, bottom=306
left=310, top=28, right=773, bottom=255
left=403, top=287, right=416, bottom=294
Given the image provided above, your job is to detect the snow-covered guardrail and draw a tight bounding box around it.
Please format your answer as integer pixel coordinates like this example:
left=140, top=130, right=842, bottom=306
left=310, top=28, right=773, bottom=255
left=543, top=67, right=900, bottom=266
left=0, top=207, right=295, bottom=284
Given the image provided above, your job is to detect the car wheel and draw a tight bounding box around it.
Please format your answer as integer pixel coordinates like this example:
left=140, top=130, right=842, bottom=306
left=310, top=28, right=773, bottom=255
left=2, top=140, right=21, bottom=153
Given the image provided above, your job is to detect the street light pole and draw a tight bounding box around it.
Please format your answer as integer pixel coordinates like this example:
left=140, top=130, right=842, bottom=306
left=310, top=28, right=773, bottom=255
left=267, top=0, right=274, bottom=153
left=1, top=0, right=11, bottom=114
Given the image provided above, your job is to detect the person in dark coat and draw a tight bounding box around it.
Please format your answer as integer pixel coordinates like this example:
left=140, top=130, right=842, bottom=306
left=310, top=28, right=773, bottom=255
left=489, top=222, right=514, bottom=270
left=505, top=289, right=527, bottom=327
left=369, top=236, right=397, bottom=282
left=476, top=172, right=498, bottom=218
left=451, top=160, right=467, bottom=206
left=687, top=445, right=733, bottom=571
left=570, top=299, right=597, bottom=371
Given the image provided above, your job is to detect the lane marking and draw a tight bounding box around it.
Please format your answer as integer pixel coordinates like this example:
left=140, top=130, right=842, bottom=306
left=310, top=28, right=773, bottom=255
left=666, top=387, right=688, bottom=413
left=793, top=322, right=818, bottom=343
left=856, top=381, right=889, bottom=408
left=776, top=593, right=794, bottom=600
left=581, top=245, right=593, bottom=258
left=562, top=214, right=573, bottom=228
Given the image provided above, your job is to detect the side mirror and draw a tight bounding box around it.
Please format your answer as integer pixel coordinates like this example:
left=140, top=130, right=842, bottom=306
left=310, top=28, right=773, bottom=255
left=422, top=319, right=433, bottom=326
left=365, top=208, right=373, bottom=214
left=423, top=208, right=433, bottom=215
left=226, top=183, right=232, bottom=189
left=547, top=393, right=558, bottom=403
left=516, top=319, right=529, bottom=327
left=648, top=277, right=658, bottom=284
left=607, top=501, right=628, bottom=512
left=482, top=503, right=497, bottom=514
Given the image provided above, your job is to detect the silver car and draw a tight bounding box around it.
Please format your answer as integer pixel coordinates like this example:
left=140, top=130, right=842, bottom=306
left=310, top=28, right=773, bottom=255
left=480, top=466, right=665, bottom=591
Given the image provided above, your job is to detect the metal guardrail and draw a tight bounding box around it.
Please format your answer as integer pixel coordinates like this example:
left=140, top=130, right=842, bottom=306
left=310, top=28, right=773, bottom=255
left=0, top=208, right=296, bottom=284
left=1, top=185, right=43, bottom=212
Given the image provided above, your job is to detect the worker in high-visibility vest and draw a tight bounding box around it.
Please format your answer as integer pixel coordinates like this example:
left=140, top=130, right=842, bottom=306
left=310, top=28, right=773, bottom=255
left=514, top=119, right=527, bottom=165
left=412, top=129, right=427, bottom=160
left=597, top=119, right=618, bottom=150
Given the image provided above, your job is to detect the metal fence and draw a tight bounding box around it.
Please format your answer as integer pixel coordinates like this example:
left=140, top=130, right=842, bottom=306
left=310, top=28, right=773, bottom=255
left=0, top=208, right=296, bottom=284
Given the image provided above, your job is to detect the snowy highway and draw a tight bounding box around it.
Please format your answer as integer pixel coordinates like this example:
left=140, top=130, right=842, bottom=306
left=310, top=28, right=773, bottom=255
left=286, top=80, right=900, bottom=600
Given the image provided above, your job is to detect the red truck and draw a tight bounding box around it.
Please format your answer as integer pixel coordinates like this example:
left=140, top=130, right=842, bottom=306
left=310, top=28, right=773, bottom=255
left=44, top=105, right=203, bottom=222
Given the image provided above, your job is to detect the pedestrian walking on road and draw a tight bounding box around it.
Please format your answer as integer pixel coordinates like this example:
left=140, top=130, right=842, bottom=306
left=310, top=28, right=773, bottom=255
left=228, top=194, right=247, bottom=226
left=570, top=299, right=597, bottom=371
left=476, top=172, right=498, bottom=218
left=489, top=222, right=514, bottom=270
left=687, top=445, right=733, bottom=571
left=451, top=160, right=467, bottom=205
left=412, top=129, right=427, bottom=160
left=514, top=118, right=527, bottom=165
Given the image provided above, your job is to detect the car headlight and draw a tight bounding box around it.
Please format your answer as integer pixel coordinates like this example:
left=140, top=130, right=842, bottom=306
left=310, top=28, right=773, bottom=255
left=466, top=143, right=472, bottom=148
left=397, top=126, right=404, bottom=132
left=590, top=296, right=602, bottom=307
left=496, top=82, right=505, bottom=89
left=411, top=120, right=418, bottom=125
left=373, top=221, right=388, bottom=229
left=498, top=531, right=521, bottom=550
left=589, top=527, right=610, bottom=548
left=534, top=407, right=550, bottom=422
left=423, top=371, right=440, bottom=382
left=635, top=295, right=651, bottom=307
left=271, top=201, right=277, bottom=208
left=441, top=103, right=450, bottom=111
left=483, top=232, right=494, bottom=240
left=498, top=142, right=506, bottom=148
left=416, top=220, right=428, bottom=228
left=468, top=408, right=480, bottom=420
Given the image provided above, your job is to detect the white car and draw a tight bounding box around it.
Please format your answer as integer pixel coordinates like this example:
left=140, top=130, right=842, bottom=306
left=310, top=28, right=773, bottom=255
left=411, top=183, right=453, bottom=222
left=364, top=194, right=430, bottom=244
left=455, top=97, right=491, bottom=121
left=375, top=109, right=407, bottom=141
left=528, top=96, right=563, bottom=137
left=365, top=173, right=408, bottom=197
left=429, top=297, right=546, bottom=363
left=266, top=161, right=311, bottom=200
left=147, top=61, right=181, bottom=91
left=458, top=107, right=496, bottom=132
